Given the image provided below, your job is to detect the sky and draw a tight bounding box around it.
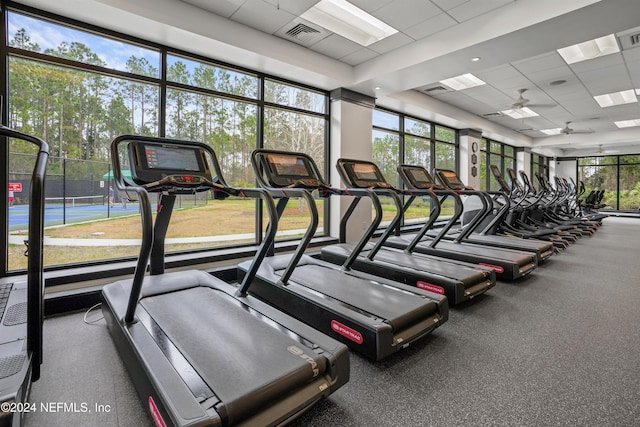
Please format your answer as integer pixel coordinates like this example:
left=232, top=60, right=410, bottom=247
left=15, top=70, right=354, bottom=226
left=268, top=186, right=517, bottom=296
left=8, top=12, right=160, bottom=76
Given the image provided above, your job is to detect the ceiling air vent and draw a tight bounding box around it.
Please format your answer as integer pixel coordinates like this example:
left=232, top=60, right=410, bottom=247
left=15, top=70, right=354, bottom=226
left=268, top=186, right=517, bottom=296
left=423, top=85, right=449, bottom=93
left=617, top=26, right=640, bottom=50
left=483, top=112, right=503, bottom=117
left=286, top=23, right=320, bottom=41
left=276, top=19, right=330, bottom=47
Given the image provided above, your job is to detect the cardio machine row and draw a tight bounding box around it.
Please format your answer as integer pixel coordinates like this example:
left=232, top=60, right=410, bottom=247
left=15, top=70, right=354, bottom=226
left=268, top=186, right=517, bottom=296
left=0, top=128, right=604, bottom=427
left=102, top=137, right=586, bottom=426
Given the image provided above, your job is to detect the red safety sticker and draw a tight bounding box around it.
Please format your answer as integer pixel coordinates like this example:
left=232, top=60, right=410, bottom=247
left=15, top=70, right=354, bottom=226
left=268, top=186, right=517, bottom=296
left=331, top=320, right=363, bottom=344
left=148, top=397, right=167, bottom=427
left=416, top=281, right=445, bottom=294
left=479, top=263, right=505, bottom=274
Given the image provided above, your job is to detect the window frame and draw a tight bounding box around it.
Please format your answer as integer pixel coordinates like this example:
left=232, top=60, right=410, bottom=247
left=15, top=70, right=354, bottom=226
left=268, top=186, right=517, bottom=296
left=2, top=4, right=331, bottom=277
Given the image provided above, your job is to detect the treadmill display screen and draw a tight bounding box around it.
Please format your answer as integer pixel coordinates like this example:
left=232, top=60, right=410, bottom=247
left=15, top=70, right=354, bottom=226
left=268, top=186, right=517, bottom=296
left=266, top=154, right=313, bottom=179
left=440, top=170, right=464, bottom=189
left=408, top=168, right=434, bottom=186
left=143, top=144, right=201, bottom=171
left=352, top=164, right=379, bottom=182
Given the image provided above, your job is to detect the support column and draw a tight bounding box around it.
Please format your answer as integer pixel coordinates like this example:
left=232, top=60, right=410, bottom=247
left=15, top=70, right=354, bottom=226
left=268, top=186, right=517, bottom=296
left=329, top=88, right=375, bottom=241
left=517, top=148, right=532, bottom=179
left=459, top=128, right=482, bottom=188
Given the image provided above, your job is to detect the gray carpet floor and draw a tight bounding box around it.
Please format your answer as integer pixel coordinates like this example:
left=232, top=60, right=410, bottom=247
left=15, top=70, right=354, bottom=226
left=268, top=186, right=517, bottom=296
left=26, top=216, right=640, bottom=426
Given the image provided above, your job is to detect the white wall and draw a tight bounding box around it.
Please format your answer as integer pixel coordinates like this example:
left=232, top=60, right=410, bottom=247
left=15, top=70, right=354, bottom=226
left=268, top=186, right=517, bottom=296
left=554, top=159, right=577, bottom=182
left=329, top=98, right=374, bottom=241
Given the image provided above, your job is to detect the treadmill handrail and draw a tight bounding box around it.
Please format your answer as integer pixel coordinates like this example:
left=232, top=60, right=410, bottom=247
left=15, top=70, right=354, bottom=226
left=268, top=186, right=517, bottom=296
left=433, top=168, right=490, bottom=243
left=1, top=125, right=49, bottom=382
left=109, top=136, right=280, bottom=322
left=251, top=149, right=389, bottom=274
left=476, top=190, right=512, bottom=236
left=333, top=158, right=407, bottom=263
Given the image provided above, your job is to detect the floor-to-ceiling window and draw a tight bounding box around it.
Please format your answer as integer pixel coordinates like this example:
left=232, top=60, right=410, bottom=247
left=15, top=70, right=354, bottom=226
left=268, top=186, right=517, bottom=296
left=3, top=6, right=329, bottom=273
left=531, top=153, right=550, bottom=191
left=478, top=138, right=517, bottom=191
left=578, top=155, right=640, bottom=211
left=372, top=107, right=458, bottom=226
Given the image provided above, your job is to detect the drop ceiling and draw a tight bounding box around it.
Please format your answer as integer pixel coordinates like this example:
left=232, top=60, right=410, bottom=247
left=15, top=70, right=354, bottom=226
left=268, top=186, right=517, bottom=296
left=18, top=0, right=640, bottom=156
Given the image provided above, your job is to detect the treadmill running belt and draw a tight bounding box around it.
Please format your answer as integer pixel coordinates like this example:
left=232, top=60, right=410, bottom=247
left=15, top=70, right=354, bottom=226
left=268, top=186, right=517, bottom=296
left=141, top=285, right=327, bottom=424
left=356, top=244, right=491, bottom=278
left=283, top=263, right=437, bottom=332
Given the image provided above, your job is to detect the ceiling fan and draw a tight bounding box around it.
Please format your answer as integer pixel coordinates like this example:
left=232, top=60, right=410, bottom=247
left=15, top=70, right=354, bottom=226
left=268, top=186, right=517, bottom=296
left=511, top=88, right=531, bottom=109
left=509, top=88, right=556, bottom=110
left=560, top=121, right=594, bottom=135
left=596, top=144, right=619, bottom=154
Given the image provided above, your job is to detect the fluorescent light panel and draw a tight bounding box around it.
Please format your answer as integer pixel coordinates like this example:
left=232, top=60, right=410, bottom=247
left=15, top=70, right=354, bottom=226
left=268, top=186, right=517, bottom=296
left=557, top=34, right=620, bottom=64
left=301, top=0, right=398, bottom=47
left=540, top=128, right=562, bottom=135
left=501, top=107, right=539, bottom=119
left=615, top=119, right=640, bottom=128
left=439, top=73, right=486, bottom=91
left=593, top=89, right=637, bottom=108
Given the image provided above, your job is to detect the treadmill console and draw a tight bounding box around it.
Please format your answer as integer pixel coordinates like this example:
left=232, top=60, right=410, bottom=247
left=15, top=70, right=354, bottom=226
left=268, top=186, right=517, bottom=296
left=435, top=169, right=467, bottom=191
left=128, top=141, right=212, bottom=187
left=259, top=152, right=320, bottom=188
left=507, top=168, right=525, bottom=192
left=337, top=159, right=391, bottom=189
left=489, top=165, right=511, bottom=193
left=397, top=165, right=443, bottom=190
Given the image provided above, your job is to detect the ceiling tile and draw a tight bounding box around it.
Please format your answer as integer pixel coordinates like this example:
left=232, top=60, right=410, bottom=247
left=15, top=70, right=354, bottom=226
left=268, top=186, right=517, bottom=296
left=431, top=0, right=470, bottom=12
left=403, top=13, right=458, bottom=40
left=309, top=34, right=362, bottom=59
left=349, top=0, right=395, bottom=13
left=339, top=47, right=379, bottom=66
left=511, top=52, right=567, bottom=74
left=622, top=47, right=640, bottom=64
left=368, top=31, right=414, bottom=54
left=577, top=66, right=633, bottom=95
left=525, top=65, right=575, bottom=87
left=374, top=0, right=441, bottom=31
left=626, top=59, right=640, bottom=88
left=447, top=0, right=514, bottom=22
left=182, top=0, right=247, bottom=18
left=231, top=0, right=295, bottom=33
left=568, top=52, right=625, bottom=73
left=475, top=64, right=522, bottom=83
left=261, top=0, right=320, bottom=15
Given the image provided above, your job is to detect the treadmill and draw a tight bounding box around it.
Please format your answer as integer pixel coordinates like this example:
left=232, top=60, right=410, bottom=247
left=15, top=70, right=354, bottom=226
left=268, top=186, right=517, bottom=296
left=0, top=126, right=48, bottom=427
left=238, top=149, right=448, bottom=361
left=101, top=136, right=349, bottom=427
left=407, top=166, right=554, bottom=263
left=385, top=168, right=537, bottom=281
left=489, top=164, right=573, bottom=250
left=320, top=158, right=495, bottom=306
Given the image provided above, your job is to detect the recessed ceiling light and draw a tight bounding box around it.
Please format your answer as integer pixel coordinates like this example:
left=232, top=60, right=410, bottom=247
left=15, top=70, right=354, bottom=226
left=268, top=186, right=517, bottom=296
left=549, top=79, right=567, bottom=86
left=439, top=73, right=486, bottom=91
left=540, top=128, right=562, bottom=135
left=301, top=0, right=398, bottom=47
left=471, top=57, right=481, bottom=62
left=615, top=119, right=640, bottom=128
left=593, top=89, right=637, bottom=108
left=557, top=34, right=620, bottom=64
left=374, top=86, right=381, bottom=90
left=500, top=107, right=539, bottom=119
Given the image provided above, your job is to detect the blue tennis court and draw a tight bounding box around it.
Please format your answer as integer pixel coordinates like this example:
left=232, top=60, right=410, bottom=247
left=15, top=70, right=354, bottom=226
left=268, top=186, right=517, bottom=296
left=8, top=203, right=136, bottom=230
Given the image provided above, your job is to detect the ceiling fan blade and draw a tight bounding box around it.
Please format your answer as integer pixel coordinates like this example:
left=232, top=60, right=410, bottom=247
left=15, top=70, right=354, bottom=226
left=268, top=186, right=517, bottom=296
left=526, top=102, right=556, bottom=109
left=570, top=129, right=595, bottom=134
